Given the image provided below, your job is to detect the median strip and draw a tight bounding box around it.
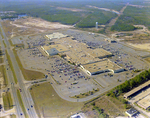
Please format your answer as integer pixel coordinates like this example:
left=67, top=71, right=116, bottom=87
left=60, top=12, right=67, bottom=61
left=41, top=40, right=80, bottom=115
left=3, top=40, right=6, bottom=48
left=17, top=89, right=28, bottom=118
left=0, top=27, right=4, bottom=39
left=2, top=92, right=13, bottom=110
left=5, top=50, right=18, bottom=84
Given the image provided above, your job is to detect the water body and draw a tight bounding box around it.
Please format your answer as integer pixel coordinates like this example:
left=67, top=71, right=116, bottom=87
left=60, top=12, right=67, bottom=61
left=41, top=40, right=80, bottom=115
left=18, top=14, right=27, bottom=18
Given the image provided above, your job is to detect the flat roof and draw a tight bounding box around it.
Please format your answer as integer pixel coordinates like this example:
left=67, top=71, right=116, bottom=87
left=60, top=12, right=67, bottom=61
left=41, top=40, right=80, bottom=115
left=81, top=59, right=122, bottom=73
left=54, top=37, right=112, bottom=64
left=43, top=44, right=68, bottom=52
left=45, top=32, right=68, bottom=40
left=137, top=94, right=150, bottom=109
left=65, top=51, right=100, bottom=65
left=124, top=80, right=150, bottom=98
left=126, top=108, right=138, bottom=115
left=87, top=48, right=112, bottom=58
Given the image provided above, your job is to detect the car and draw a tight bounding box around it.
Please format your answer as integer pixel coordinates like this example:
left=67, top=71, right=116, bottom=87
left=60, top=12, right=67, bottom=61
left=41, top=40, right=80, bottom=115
left=27, top=108, right=29, bottom=110
left=31, top=105, right=33, bottom=108
left=20, top=113, right=23, bottom=115
left=0, top=104, right=2, bottom=109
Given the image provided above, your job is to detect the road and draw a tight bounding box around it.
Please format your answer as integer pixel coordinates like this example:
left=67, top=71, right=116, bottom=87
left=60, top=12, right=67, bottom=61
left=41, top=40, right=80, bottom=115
left=0, top=35, right=24, bottom=117
left=0, top=21, right=38, bottom=118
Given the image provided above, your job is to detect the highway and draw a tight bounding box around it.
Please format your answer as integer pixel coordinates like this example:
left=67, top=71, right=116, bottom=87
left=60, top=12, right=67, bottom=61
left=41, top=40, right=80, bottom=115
left=0, top=35, right=24, bottom=117
left=0, top=21, right=38, bottom=118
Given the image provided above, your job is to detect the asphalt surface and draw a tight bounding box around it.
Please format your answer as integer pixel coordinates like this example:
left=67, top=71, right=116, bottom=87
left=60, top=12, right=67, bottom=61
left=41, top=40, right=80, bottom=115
left=0, top=21, right=38, bottom=118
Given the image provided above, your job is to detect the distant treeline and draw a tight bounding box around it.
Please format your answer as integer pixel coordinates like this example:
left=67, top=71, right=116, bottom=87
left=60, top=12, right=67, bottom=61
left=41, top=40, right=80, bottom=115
left=77, top=10, right=117, bottom=28
left=111, top=6, right=150, bottom=31
left=0, top=1, right=121, bottom=26
left=107, top=69, right=150, bottom=97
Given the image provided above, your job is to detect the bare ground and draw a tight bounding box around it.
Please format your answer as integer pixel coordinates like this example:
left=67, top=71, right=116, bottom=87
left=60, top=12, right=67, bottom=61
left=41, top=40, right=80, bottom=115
left=1, top=17, right=73, bottom=38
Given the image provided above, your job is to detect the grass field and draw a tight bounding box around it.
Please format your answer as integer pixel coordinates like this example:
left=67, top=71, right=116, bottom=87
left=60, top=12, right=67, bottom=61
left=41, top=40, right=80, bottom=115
left=13, top=49, right=45, bottom=81
left=145, top=57, right=150, bottom=63
left=17, top=89, right=28, bottom=118
left=0, top=27, right=4, bottom=39
left=0, top=65, right=8, bottom=88
left=2, top=92, right=13, bottom=110
left=0, top=114, right=17, bottom=118
left=82, top=95, right=127, bottom=117
left=2, top=40, right=6, bottom=48
left=0, top=57, right=3, bottom=63
left=30, top=82, right=83, bottom=118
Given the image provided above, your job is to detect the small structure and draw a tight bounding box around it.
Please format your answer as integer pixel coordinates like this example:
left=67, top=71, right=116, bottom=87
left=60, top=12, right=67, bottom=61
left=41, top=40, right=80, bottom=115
left=71, top=113, right=86, bottom=118
left=125, top=108, right=138, bottom=117
left=96, top=22, right=98, bottom=29
left=105, top=38, right=116, bottom=43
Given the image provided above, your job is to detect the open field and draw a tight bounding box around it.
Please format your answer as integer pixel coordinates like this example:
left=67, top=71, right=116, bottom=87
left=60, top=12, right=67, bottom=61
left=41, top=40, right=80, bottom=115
left=30, top=82, right=83, bottom=118
left=128, top=43, right=150, bottom=51
left=1, top=17, right=73, bottom=38
left=82, top=95, right=127, bottom=118
left=2, top=92, right=13, bottom=111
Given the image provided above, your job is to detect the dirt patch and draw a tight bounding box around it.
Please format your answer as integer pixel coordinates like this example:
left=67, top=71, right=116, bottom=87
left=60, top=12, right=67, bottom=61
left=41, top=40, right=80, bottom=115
left=57, top=7, right=86, bottom=12
left=22, top=17, right=73, bottom=29
left=1, top=17, right=73, bottom=38
left=128, top=43, right=150, bottom=50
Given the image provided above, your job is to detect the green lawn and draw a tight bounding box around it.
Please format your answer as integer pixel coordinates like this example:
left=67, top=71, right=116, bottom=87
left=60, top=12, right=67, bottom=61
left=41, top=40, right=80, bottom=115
left=2, top=92, right=13, bottom=110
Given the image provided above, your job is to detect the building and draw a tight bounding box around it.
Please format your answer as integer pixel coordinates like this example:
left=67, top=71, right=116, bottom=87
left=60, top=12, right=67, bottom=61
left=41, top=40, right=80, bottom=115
left=80, top=59, right=124, bottom=76
left=105, top=38, right=117, bottom=43
left=125, top=108, right=138, bottom=117
left=96, top=22, right=98, bottom=29
left=137, top=95, right=150, bottom=110
left=124, top=80, right=150, bottom=99
left=42, top=33, right=124, bottom=75
left=41, top=44, right=68, bottom=56
left=87, top=48, right=112, bottom=58
left=45, top=32, right=68, bottom=40
left=71, top=113, right=86, bottom=118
